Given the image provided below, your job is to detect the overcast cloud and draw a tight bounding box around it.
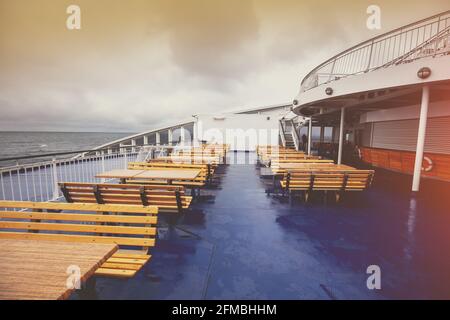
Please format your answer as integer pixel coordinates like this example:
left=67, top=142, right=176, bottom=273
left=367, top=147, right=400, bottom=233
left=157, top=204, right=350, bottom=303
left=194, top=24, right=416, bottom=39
left=0, top=0, right=448, bottom=132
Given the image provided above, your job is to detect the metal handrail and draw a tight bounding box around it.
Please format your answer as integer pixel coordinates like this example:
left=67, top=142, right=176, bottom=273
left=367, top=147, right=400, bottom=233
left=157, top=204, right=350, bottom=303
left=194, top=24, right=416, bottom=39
left=290, top=119, right=301, bottom=151
left=300, top=10, right=450, bottom=92
left=0, top=144, right=175, bottom=163
left=279, top=120, right=286, bottom=147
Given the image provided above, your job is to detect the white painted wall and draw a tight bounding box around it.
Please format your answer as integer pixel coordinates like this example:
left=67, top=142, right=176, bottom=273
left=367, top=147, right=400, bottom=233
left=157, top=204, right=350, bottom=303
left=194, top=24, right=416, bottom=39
left=195, top=114, right=279, bottom=151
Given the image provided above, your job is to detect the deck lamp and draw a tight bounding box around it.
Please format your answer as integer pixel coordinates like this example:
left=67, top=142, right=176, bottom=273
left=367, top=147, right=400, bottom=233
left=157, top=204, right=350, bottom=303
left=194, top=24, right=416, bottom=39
left=417, top=67, right=431, bottom=79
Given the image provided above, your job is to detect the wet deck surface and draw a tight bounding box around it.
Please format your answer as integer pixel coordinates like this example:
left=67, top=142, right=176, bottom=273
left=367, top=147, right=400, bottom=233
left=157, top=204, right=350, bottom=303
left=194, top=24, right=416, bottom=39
left=78, top=152, right=450, bottom=300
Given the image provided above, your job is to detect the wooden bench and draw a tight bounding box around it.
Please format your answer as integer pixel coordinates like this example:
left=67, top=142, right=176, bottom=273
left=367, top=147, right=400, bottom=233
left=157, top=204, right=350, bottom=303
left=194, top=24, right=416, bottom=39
left=270, top=159, right=335, bottom=174
left=280, top=170, right=374, bottom=202
left=0, top=201, right=158, bottom=278
left=59, top=182, right=192, bottom=213
left=128, top=162, right=212, bottom=188
left=149, top=156, right=220, bottom=167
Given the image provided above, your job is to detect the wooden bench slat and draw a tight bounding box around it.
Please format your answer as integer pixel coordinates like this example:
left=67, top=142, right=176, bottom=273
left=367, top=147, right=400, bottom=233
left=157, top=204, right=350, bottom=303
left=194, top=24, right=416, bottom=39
left=0, top=201, right=157, bottom=214
left=0, top=211, right=157, bottom=224
left=0, top=221, right=156, bottom=236
left=0, top=232, right=155, bottom=247
left=100, top=262, right=142, bottom=271
left=112, top=252, right=151, bottom=259
left=94, top=268, right=137, bottom=277
left=106, top=257, right=148, bottom=264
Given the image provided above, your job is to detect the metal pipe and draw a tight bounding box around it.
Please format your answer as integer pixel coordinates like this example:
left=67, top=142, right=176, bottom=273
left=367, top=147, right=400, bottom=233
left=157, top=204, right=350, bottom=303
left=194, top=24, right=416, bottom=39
left=412, top=86, right=430, bottom=192
left=308, top=118, right=312, bottom=155
left=51, top=158, right=59, bottom=200
left=338, top=107, right=346, bottom=164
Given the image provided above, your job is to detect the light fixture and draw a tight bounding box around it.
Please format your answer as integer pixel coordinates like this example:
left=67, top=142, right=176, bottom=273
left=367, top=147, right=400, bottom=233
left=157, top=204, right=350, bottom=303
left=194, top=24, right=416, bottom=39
left=417, top=67, right=431, bottom=79
left=325, top=87, right=333, bottom=95
left=292, top=99, right=299, bottom=106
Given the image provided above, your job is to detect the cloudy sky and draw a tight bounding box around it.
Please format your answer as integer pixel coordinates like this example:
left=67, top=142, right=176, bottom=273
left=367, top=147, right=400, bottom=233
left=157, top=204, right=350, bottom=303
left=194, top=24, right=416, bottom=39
left=0, top=0, right=448, bottom=132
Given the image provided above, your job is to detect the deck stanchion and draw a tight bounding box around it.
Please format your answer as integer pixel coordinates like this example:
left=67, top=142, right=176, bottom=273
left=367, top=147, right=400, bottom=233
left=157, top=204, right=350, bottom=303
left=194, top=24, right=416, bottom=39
left=412, top=85, right=430, bottom=192
left=101, top=151, right=106, bottom=183
left=337, top=107, right=346, bottom=165
left=308, top=118, right=312, bottom=155
left=51, top=157, right=59, bottom=200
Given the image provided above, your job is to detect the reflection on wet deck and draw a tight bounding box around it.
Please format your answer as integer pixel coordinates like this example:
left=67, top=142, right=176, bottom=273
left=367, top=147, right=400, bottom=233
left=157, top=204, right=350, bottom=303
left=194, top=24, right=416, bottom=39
left=81, top=152, right=450, bottom=300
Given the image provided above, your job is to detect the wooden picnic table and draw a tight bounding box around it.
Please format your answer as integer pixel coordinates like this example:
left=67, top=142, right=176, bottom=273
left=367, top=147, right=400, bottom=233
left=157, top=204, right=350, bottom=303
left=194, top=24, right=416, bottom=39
left=0, top=239, right=117, bottom=300
left=95, top=169, right=143, bottom=179
left=96, top=168, right=201, bottom=183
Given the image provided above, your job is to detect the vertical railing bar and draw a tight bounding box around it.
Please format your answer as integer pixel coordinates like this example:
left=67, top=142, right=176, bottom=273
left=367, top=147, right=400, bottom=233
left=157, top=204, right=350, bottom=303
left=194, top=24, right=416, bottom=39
left=52, top=158, right=59, bottom=200
left=59, top=159, right=64, bottom=184
left=85, top=157, right=90, bottom=182
left=17, top=168, right=23, bottom=201
left=9, top=171, right=15, bottom=202
left=76, top=159, right=81, bottom=182
left=44, top=165, right=50, bottom=201
left=81, top=158, right=85, bottom=182
left=89, top=156, right=93, bottom=183
left=90, top=156, right=95, bottom=182
left=63, top=160, right=68, bottom=182
left=0, top=172, right=6, bottom=203
left=84, top=158, right=88, bottom=182
left=38, top=166, right=43, bottom=202
left=70, top=159, right=75, bottom=182
left=31, top=167, right=37, bottom=201
left=101, top=152, right=106, bottom=183
left=24, top=166, right=30, bottom=201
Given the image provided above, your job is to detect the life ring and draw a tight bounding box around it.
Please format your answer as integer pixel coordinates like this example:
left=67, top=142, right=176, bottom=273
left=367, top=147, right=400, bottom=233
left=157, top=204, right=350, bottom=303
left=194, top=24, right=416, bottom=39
left=422, top=156, right=433, bottom=172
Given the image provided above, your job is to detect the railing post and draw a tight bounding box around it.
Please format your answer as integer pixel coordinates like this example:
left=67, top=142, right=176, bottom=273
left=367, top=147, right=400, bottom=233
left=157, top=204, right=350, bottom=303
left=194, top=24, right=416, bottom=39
left=366, top=40, right=374, bottom=71
left=51, top=157, right=59, bottom=200
left=338, top=107, right=346, bottom=165
left=308, top=118, right=312, bottom=155
left=328, top=60, right=336, bottom=82
left=124, top=152, right=128, bottom=169
left=279, top=120, right=286, bottom=147
left=101, top=151, right=106, bottom=183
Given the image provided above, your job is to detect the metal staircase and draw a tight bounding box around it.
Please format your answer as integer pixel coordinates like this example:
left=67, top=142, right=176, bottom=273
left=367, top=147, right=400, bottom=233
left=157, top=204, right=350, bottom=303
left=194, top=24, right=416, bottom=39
left=279, top=119, right=300, bottom=150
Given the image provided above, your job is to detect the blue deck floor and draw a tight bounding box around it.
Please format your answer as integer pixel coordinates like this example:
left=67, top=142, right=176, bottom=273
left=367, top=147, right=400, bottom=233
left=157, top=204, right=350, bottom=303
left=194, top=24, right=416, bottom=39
left=78, top=152, right=450, bottom=300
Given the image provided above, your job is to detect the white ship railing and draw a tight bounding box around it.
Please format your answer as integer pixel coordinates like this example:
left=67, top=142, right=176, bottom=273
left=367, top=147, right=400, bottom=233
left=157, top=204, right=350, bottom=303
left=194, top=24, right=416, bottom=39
left=0, top=146, right=174, bottom=205
left=301, top=10, right=450, bottom=91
